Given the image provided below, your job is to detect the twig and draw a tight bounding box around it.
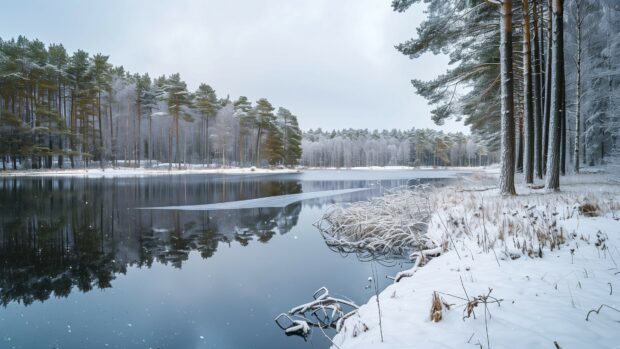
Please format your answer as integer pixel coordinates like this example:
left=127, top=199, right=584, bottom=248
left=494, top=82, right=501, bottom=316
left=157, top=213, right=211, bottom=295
left=586, top=304, right=620, bottom=321
left=371, top=262, right=384, bottom=342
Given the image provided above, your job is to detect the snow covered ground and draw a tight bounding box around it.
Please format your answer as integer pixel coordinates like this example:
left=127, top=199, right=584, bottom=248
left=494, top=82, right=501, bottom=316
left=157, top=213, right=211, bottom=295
left=0, top=166, right=299, bottom=178
left=331, top=172, right=620, bottom=349
left=303, top=165, right=496, bottom=172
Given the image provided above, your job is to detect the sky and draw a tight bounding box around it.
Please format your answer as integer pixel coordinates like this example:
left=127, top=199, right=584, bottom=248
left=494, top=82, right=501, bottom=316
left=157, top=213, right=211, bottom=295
left=0, top=0, right=468, bottom=133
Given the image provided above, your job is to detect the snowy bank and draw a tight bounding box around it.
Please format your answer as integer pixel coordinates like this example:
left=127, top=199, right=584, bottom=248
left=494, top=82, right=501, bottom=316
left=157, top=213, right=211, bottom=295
left=302, top=165, right=498, bottom=172
left=0, top=166, right=300, bottom=178
left=331, top=172, right=620, bottom=349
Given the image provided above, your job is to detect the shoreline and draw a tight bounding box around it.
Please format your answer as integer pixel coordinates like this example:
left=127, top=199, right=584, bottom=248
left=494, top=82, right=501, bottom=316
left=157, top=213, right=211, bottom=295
left=0, top=165, right=493, bottom=178
left=330, top=170, right=620, bottom=348
left=0, top=166, right=300, bottom=178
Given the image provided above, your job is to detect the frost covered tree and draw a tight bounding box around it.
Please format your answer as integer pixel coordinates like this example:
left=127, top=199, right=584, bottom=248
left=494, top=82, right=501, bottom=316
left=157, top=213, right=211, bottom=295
left=301, top=128, right=492, bottom=168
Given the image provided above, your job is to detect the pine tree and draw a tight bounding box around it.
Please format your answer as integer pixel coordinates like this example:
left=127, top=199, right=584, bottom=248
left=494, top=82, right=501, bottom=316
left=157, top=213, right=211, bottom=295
left=277, top=107, right=302, bottom=166
left=195, top=84, right=219, bottom=166
left=253, top=98, right=275, bottom=166
left=163, top=73, right=192, bottom=169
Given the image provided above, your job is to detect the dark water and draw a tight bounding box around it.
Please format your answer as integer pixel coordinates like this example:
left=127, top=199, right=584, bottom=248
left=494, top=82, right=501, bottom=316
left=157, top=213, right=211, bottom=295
left=0, top=170, right=458, bottom=349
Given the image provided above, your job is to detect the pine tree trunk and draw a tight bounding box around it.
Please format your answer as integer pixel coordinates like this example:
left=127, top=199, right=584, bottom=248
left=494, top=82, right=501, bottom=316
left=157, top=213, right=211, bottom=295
left=573, top=1, right=581, bottom=173
left=175, top=115, right=180, bottom=169
left=532, top=0, right=544, bottom=179
left=523, top=0, right=534, bottom=183
left=149, top=110, right=153, bottom=166
left=545, top=0, right=564, bottom=191
left=136, top=101, right=141, bottom=168
left=499, top=0, right=517, bottom=196
left=542, top=0, right=553, bottom=172
left=255, top=127, right=262, bottom=167
left=98, top=90, right=104, bottom=169
left=560, top=86, right=566, bottom=175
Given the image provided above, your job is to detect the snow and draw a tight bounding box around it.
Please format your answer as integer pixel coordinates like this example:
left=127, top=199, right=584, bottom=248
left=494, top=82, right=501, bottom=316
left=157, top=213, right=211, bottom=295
left=331, top=172, right=620, bottom=349
left=0, top=166, right=299, bottom=178
left=138, top=188, right=370, bottom=211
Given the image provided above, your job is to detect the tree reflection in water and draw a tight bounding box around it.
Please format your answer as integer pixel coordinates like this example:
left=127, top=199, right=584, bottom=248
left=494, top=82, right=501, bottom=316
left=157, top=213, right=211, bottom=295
left=0, top=176, right=305, bottom=306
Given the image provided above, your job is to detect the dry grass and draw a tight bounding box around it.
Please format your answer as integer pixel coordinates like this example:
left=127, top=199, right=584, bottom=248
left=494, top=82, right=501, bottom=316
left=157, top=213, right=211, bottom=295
left=430, top=291, right=444, bottom=322
left=315, top=173, right=620, bottom=268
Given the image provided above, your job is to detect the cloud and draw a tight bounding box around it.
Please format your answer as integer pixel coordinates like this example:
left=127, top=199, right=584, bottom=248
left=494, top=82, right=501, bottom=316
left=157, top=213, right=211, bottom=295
left=0, top=0, right=468, bottom=133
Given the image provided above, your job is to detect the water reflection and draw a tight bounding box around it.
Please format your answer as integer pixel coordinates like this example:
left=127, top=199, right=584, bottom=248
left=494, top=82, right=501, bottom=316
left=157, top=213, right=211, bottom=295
left=0, top=172, right=451, bottom=349
left=0, top=177, right=308, bottom=306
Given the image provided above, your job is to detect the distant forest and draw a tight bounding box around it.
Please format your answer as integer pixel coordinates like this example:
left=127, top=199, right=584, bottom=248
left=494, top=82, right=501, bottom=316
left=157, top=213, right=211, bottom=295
left=301, top=128, right=494, bottom=167
left=0, top=36, right=302, bottom=170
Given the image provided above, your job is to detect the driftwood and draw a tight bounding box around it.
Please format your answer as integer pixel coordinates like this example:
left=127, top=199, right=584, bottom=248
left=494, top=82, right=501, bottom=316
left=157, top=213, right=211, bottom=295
left=275, top=287, right=359, bottom=339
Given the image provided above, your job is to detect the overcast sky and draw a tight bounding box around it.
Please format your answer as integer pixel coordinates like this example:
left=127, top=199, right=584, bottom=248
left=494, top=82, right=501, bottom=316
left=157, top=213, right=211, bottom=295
left=0, top=0, right=467, bottom=133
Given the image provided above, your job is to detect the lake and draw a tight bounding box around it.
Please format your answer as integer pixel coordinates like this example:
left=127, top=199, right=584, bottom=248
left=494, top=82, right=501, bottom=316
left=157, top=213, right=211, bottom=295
left=0, top=170, right=463, bottom=349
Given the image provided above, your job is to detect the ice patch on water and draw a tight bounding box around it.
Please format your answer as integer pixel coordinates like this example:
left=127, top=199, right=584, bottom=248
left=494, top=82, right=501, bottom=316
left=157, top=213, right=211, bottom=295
left=137, top=188, right=369, bottom=211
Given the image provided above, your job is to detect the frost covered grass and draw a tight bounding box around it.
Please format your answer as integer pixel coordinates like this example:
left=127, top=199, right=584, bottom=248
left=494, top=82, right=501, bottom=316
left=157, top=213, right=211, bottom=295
left=326, top=171, right=620, bottom=348
left=316, top=185, right=435, bottom=261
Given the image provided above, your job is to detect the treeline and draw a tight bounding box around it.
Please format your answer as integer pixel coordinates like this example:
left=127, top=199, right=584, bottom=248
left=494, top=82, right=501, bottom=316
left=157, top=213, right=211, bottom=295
left=301, top=128, right=496, bottom=167
left=0, top=36, right=302, bottom=170
left=394, top=0, right=619, bottom=193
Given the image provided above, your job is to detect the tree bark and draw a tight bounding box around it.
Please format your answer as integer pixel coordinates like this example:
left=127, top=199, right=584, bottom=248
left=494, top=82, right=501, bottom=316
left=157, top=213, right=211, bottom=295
left=523, top=0, right=534, bottom=184
left=499, top=0, right=517, bottom=195
left=545, top=0, right=564, bottom=191
left=532, top=0, right=544, bottom=179
left=542, top=0, right=553, bottom=172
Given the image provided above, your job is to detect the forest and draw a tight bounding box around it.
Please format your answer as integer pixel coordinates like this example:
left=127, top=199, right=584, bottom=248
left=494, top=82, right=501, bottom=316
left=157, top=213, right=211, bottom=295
left=393, top=0, right=619, bottom=192
left=0, top=36, right=302, bottom=170
left=301, top=128, right=494, bottom=167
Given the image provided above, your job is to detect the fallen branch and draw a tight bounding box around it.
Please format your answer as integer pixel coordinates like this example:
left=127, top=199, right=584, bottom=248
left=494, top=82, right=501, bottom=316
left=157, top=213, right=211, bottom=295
left=393, top=246, right=443, bottom=282
left=585, top=304, right=620, bottom=321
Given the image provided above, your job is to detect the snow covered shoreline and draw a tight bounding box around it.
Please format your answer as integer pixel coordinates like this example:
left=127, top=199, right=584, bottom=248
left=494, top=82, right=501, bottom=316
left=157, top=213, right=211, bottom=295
left=331, top=172, right=620, bottom=349
left=0, top=166, right=300, bottom=178
left=0, top=165, right=492, bottom=178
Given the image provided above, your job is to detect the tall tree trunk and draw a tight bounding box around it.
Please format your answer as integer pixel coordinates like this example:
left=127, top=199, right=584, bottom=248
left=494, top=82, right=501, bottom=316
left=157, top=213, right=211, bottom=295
left=255, top=127, right=262, bottom=167
left=108, top=95, right=118, bottom=166
left=545, top=0, right=564, bottom=191
left=206, top=117, right=210, bottom=166
left=542, top=0, right=553, bottom=172
left=523, top=0, right=534, bottom=184
left=560, top=87, right=566, bottom=175
left=532, top=0, right=544, bottom=179
left=538, top=0, right=546, bottom=109
left=499, top=0, right=517, bottom=195
left=168, top=122, right=173, bottom=171
left=98, top=90, right=104, bottom=169
left=58, top=81, right=64, bottom=168
left=573, top=0, right=582, bottom=173
left=148, top=109, right=153, bottom=166
left=47, top=88, right=53, bottom=168
left=70, top=90, right=76, bottom=168
left=136, top=100, right=141, bottom=168
left=175, top=115, right=180, bottom=169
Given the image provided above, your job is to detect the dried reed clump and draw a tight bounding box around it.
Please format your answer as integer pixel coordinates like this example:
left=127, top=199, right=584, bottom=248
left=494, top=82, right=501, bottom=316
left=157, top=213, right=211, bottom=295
left=315, top=185, right=435, bottom=258
left=430, top=291, right=445, bottom=322
left=579, top=202, right=600, bottom=217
